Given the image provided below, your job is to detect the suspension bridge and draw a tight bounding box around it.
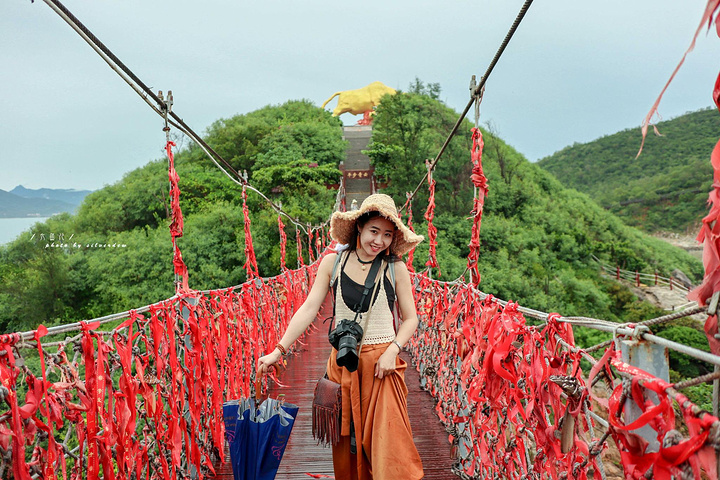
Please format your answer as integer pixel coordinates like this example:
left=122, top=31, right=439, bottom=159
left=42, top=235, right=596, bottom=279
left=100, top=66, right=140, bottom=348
left=4, top=118, right=720, bottom=478
left=5, top=0, right=720, bottom=479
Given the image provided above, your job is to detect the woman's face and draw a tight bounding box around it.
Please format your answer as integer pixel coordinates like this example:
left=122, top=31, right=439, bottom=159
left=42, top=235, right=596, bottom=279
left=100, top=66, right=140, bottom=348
left=357, top=217, right=395, bottom=258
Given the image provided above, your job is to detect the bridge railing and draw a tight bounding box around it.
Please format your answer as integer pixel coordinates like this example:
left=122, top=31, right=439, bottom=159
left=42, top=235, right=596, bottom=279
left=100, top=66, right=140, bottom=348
left=407, top=272, right=720, bottom=480
left=2, top=253, right=718, bottom=480
left=0, top=263, right=318, bottom=480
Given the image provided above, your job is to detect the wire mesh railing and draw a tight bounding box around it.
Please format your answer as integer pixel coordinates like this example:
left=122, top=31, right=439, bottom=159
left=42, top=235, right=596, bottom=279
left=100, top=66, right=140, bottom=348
left=0, top=263, right=319, bottom=480
left=406, top=273, right=720, bottom=480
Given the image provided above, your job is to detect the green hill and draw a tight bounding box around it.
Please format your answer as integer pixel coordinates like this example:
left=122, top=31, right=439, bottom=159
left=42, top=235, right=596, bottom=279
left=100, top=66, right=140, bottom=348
left=537, top=107, right=720, bottom=233
left=0, top=100, right=345, bottom=332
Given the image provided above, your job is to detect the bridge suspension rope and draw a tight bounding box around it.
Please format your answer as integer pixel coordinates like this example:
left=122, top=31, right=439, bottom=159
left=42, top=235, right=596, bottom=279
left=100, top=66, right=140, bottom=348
left=401, top=0, right=535, bottom=211
left=36, top=0, right=334, bottom=235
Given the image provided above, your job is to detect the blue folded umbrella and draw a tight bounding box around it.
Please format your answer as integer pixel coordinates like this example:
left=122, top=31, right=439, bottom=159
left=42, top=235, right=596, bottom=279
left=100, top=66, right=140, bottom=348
left=223, top=396, right=299, bottom=480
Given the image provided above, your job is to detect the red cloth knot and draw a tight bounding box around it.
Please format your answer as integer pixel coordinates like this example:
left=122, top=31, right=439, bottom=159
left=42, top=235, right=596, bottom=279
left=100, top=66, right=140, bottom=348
left=0, top=333, right=20, bottom=346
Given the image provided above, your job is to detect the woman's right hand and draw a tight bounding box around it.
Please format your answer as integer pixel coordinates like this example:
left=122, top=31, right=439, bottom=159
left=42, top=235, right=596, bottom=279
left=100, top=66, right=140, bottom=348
left=257, top=349, right=283, bottom=376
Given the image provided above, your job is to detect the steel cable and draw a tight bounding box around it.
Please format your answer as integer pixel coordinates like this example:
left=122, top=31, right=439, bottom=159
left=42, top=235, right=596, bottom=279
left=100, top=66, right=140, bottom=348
left=401, top=0, right=535, bottom=211
left=38, top=0, right=332, bottom=232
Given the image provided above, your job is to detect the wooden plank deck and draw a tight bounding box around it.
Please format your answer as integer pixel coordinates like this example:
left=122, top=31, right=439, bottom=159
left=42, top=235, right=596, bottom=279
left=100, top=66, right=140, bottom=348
left=212, top=304, right=457, bottom=479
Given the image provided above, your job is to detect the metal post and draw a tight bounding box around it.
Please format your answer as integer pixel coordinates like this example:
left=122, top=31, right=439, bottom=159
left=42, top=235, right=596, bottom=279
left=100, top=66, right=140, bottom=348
left=669, top=277, right=673, bottom=290
left=620, top=339, right=670, bottom=452
left=714, top=364, right=719, bottom=419
left=713, top=364, right=720, bottom=479
left=616, top=266, right=620, bottom=281
left=655, top=272, right=658, bottom=286
left=635, top=271, right=640, bottom=287
left=180, top=295, right=199, bottom=479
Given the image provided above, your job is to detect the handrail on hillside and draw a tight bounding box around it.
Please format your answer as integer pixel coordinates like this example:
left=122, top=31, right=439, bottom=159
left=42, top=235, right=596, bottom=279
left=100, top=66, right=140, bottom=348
left=592, top=254, right=692, bottom=295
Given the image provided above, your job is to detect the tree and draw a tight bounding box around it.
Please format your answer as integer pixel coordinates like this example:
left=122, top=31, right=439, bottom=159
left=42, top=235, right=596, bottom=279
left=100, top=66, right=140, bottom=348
left=366, top=90, right=474, bottom=216
left=485, top=121, right=519, bottom=185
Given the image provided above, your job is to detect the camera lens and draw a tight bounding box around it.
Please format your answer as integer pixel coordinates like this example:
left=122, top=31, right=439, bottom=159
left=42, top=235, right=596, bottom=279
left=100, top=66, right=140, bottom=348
left=337, top=335, right=359, bottom=372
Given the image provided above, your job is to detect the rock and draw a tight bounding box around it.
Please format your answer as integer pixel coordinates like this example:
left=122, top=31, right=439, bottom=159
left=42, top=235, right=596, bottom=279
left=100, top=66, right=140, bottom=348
left=671, top=269, right=693, bottom=289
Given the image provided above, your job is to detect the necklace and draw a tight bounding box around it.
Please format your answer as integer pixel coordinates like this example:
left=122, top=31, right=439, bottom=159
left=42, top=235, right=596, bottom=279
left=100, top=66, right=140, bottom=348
left=355, top=250, right=373, bottom=271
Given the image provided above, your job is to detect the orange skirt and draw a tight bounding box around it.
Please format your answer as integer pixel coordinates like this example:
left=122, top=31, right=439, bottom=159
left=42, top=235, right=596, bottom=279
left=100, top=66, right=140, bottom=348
left=326, top=343, right=424, bottom=480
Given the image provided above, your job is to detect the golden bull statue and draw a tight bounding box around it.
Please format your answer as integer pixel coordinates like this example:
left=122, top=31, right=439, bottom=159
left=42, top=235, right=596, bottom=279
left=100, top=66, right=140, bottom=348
left=321, top=81, right=397, bottom=118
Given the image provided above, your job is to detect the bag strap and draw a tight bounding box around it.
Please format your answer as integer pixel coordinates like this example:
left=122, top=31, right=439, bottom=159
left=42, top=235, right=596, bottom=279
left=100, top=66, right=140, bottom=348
left=387, top=260, right=401, bottom=332
left=351, top=254, right=384, bottom=320
left=330, top=250, right=345, bottom=288
left=360, top=255, right=384, bottom=303
left=326, top=251, right=347, bottom=332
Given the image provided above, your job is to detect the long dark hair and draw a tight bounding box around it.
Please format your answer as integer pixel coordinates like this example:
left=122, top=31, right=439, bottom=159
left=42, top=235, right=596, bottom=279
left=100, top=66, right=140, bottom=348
left=348, top=211, right=401, bottom=263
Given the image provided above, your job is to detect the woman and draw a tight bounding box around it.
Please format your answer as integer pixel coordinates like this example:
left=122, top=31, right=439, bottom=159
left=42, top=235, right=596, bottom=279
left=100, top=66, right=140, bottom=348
left=257, top=194, right=425, bottom=480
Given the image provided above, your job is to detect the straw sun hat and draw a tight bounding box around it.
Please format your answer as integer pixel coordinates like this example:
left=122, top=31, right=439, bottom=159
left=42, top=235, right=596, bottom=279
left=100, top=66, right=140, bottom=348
left=329, top=194, right=424, bottom=256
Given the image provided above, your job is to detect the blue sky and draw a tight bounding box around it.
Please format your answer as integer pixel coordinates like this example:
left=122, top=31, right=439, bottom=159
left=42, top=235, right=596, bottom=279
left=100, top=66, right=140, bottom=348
left=1, top=0, right=718, bottom=192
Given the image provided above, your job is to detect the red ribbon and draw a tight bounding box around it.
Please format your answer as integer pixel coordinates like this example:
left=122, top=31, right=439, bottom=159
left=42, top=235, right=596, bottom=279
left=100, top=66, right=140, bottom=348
left=405, top=197, right=416, bottom=272
left=165, top=141, right=189, bottom=293
left=296, top=228, right=305, bottom=266
left=687, top=4, right=720, bottom=355
left=0, top=334, right=32, bottom=480
left=113, top=313, right=140, bottom=478
left=308, top=229, right=316, bottom=263
left=467, top=127, right=487, bottom=286
left=242, top=187, right=260, bottom=279
left=80, top=321, right=101, bottom=479
left=278, top=215, right=287, bottom=271
left=638, top=1, right=720, bottom=157
left=424, top=177, right=440, bottom=275
left=589, top=343, right=720, bottom=480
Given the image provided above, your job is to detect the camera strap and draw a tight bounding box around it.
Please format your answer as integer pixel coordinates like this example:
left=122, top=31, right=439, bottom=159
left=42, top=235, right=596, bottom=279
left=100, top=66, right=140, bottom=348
left=352, top=254, right=384, bottom=320
left=354, top=256, right=385, bottom=352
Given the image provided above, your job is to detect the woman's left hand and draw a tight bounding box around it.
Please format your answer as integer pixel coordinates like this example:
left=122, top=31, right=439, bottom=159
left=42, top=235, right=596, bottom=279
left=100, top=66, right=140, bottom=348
left=375, top=347, right=399, bottom=379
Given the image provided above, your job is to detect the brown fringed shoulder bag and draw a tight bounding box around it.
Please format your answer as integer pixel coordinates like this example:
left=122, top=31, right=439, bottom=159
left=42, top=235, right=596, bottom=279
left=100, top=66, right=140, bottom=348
left=311, top=375, right=342, bottom=446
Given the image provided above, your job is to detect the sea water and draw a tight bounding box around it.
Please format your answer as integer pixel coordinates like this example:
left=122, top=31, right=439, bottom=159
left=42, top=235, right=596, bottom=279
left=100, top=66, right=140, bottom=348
left=0, top=217, right=50, bottom=245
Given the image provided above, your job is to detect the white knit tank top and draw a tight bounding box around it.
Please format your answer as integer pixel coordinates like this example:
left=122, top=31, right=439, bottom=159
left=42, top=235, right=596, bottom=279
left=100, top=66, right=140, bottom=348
left=334, top=254, right=396, bottom=346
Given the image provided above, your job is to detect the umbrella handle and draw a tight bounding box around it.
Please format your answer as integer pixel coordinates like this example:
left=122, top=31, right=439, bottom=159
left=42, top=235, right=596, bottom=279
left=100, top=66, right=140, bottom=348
left=255, top=360, right=287, bottom=401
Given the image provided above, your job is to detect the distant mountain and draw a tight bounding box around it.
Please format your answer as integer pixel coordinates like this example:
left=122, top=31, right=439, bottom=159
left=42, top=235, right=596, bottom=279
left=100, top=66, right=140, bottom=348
left=0, top=186, right=91, bottom=218
left=537, top=107, right=720, bottom=233
left=11, top=185, right=92, bottom=206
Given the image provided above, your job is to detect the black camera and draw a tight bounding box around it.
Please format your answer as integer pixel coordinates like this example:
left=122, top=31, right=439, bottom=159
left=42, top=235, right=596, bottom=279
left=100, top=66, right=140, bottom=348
left=328, top=319, right=364, bottom=372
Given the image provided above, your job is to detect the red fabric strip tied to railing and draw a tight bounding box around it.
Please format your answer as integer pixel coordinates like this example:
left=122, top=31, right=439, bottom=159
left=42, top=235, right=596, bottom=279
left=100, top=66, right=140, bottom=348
left=0, top=333, right=32, bottom=480
left=278, top=214, right=288, bottom=271
left=467, top=127, right=487, bottom=286
left=308, top=229, right=316, bottom=263
left=296, top=228, right=305, bottom=267
left=405, top=196, right=416, bottom=272
left=424, top=177, right=440, bottom=275
left=689, top=57, right=720, bottom=356
left=242, top=186, right=260, bottom=279
left=166, top=141, right=189, bottom=293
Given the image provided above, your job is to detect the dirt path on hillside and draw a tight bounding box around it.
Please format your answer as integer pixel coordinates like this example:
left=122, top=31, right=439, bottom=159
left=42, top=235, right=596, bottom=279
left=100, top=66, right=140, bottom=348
left=654, top=232, right=703, bottom=261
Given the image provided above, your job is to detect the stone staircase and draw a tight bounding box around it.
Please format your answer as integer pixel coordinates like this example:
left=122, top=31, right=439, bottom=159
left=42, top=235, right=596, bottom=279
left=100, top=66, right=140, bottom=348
left=340, top=125, right=374, bottom=208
